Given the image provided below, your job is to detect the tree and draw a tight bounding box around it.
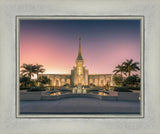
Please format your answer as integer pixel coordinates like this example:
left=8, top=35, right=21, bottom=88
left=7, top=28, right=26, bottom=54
left=113, top=75, right=123, bottom=87
left=20, top=64, right=36, bottom=80
left=113, top=64, right=126, bottom=86
left=122, top=59, right=140, bottom=77
left=20, top=74, right=30, bottom=88
left=89, top=83, right=96, bottom=87
left=20, top=63, right=46, bottom=87
left=35, top=64, right=45, bottom=77
left=38, top=76, right=51, bottom=85
left=124, top=74, right=140, bottom=87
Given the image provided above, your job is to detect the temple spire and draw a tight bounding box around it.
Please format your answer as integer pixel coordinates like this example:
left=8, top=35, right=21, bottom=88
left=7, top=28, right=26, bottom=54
left=76, top=36, right=83, bottom=60
left=78, top=36, right=81, bottom=55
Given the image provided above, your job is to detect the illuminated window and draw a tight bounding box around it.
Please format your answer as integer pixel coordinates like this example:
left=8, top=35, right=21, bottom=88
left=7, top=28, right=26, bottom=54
left=90, top=79, right=93, bottom=83
left=61, top=79, right=65, bottom=82
left=95, top=79, right=98, bottom=86
left=67, top=79, right=70, bottom=84
left=78, top=67, right=81, bottom=75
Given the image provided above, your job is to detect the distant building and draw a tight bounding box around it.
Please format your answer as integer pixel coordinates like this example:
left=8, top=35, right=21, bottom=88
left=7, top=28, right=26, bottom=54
left=38, top=37, right=115, bottom=87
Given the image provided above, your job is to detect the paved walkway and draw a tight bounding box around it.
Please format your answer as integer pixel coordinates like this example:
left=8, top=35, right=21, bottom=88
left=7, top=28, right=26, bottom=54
left=20, top=97, right=140, bottom=114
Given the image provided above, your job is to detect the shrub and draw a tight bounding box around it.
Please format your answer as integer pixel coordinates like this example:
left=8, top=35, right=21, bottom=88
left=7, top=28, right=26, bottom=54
left=123, top=75, right=140, bottom=87
left=83, top=85, right=90, bottom=88
left=128, top=87, right=140, bottom=90
left=88, top=89, right=99, bottom=92
left=113, top=75, right=123, bottom=87
left=63, top=83, right=70, bottom=87
left=109, top=86, right=116, bottom=90
left=114, top=87, right=132, bottom=92
left=89, top=83, right=96, bottom=87
left=28, top=87, right=46, bottom=92
left=20, top=87, right=30, bottom=90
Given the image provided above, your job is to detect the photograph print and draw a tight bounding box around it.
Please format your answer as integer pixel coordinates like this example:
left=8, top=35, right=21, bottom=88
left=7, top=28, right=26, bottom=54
left=18, top=16, right=143, bottom=117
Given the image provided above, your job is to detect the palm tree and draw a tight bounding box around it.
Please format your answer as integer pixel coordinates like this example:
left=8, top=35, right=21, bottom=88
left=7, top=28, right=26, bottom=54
left=35, top=64, right=45, bottom=77
left=34, top=64, right=45, bottom=86
left=20, top=74, right=30, bottom=88
left=122, top=59, right=140, bottom=77
left=113, top=64, right=126, bottom=86
left=113, top=64, right=126, bottom=79
left=20, top=63, right=36, bottom=80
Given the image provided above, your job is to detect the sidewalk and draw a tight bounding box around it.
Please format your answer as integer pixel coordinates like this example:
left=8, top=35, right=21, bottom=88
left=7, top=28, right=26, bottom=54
left=20, top=97, right=140, bottom=114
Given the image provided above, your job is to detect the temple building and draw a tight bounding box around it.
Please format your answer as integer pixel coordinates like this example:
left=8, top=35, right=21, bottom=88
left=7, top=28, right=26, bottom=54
left=38, top=37, right=115, bottom=87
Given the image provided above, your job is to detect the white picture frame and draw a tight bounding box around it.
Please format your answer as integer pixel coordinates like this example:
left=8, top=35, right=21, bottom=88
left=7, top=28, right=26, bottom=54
left=0, top=0, right=160, bottom=134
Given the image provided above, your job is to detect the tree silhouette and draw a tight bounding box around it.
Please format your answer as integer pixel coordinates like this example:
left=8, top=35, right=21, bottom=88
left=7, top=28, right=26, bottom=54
left=113, top=64, right=126, bottom=77
left=35, top=64, right=45, bottom=77
left=124, top=74, right=140, bottom=87
left=20, top=74, right=30, bottom=88
left=122, top=59, right=140, bottom=77
left=113, top=64, right=126, bottom=86
left=21, top=64, right=36, bottom=80
left=38, top=76, right=51, bottom=85
left=20, top=63, right=46, bottom=88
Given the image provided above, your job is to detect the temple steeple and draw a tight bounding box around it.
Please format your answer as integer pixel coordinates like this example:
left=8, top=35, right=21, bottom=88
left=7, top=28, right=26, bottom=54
left=76, top=36, right=83, bottom=60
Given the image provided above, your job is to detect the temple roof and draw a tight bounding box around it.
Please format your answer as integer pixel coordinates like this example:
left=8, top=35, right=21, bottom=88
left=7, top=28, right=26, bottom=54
left=76, top=36, right=83, bottom=60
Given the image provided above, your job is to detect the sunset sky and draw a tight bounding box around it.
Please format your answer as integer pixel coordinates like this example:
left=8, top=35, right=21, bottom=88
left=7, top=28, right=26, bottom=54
left=20, top=19, right=141, bottom=75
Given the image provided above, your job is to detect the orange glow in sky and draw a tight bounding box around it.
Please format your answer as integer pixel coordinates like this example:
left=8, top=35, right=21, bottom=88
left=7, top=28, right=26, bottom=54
left=20, top=19, right=141, bottom=75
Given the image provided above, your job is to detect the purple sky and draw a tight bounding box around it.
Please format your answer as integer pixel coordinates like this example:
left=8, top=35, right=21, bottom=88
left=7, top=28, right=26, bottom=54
left=20, top=19, right=141, bottom=75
